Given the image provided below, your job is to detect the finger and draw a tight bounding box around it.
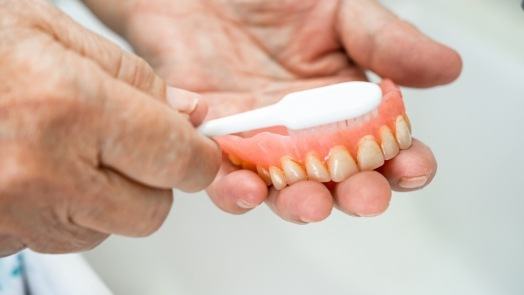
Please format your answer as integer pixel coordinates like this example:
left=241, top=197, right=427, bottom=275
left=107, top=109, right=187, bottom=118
left=38, top=1, right=210, bottom=128
left=97, top=73, right=221, bottom=191
left=334, top=171, right=391, bottom=217
left=206, top=159, right=268, bottom=214
left=26, top=230, right=108, bottom=254
left=42, top=5, right=167, bottom=98
left=166, top=86, right=209, bottom=126
left=72, top=169, right=173, bottom=237
left=29, top=2, right=205, bottom=126
left=2, top=199, right=109, bottom=254
left=0, top=145, right=110, bottom=254
left=337, top=0, right=462, bottom=87
left=378, top=138, right=437, bottom=192
left=266, top=181, right=333, bottom=224
left=0, top=235, right=25, bottom=258
left=56, top=9, right=210, bottom=126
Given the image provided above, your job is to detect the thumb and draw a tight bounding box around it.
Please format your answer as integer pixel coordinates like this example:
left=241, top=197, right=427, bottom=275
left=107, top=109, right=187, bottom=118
left=337, top=0, right=462, bottom=87
left=166, top=87, right=209, bottom=126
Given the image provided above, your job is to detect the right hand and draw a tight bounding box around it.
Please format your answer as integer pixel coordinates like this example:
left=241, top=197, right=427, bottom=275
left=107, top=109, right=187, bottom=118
left=0, top=0, right=221, bottom=257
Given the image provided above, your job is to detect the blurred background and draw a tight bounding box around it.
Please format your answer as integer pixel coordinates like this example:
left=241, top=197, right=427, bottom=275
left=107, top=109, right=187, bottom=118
left=56, top=0, right=524, bottom=294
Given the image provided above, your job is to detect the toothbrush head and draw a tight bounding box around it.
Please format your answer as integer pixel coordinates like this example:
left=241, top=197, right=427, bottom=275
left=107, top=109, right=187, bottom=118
left=199, top=81, right=382, bottom=137
left=278, top=81, right=382, bottom=130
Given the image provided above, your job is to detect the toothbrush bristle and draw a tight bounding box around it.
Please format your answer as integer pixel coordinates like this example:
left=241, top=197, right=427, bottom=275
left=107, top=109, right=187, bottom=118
left=287, top=109, right=379, bottom=137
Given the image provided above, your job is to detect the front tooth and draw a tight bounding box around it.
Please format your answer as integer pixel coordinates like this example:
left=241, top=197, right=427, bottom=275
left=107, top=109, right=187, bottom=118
left=404, top=115, right=412, bottom=133
left=379, top=126, right=400, bottom=160
left=281, top=156, right=307, bottom=185
left=256, top=166, right=272, bottom=185
left=327, top=146, right=359, bottom=182
left=269, top=166, right=287, bottom=190
left=395, top=116, right=412, bottom=149
left=305, top=153, right=331, bottom=182
left=357, top=135, right=385, bottom=171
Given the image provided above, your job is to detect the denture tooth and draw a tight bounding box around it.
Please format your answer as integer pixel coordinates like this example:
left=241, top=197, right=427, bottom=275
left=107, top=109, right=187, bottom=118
left=357, top=135, right=385, bottom=171
left=327, top=146, right=359, bottom=182
left=241, top=161, right=256, bottom=171
left=404, top=114, right=412, bottom=133
left=269, top=166, right=287, bottom=190
left=379, top=126, right=400, bottom=160
left=281, top=156, right=307, bottom=185
left=256, top=166, right=272, bottom=185
left=395, top=116, right=412, bottom=149
left=228, top=154, right=242, bottom=166
left=305, top=153, right=331, bottom=182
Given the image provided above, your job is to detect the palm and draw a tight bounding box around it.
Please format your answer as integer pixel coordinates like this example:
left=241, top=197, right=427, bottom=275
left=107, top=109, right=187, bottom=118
left=125, top=0, right=364, bottom=118
left=121, top=0, right=460, bottom=221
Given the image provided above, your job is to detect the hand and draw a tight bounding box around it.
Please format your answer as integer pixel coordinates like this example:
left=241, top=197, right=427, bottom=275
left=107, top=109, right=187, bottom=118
left=110, top=0, right=461, bottom=223
left=0, top=0, right=220, bottom=256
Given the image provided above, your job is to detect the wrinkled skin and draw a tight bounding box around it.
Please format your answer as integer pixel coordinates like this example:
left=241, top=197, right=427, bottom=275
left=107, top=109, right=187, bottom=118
left=91, top=0, right=462, bottom=223
left=0, top=0, right=221, bottom=256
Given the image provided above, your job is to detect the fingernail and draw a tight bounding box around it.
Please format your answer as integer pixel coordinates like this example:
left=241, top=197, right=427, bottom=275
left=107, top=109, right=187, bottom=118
left=299, top=218, right=313, bottom=223
left=398, top=175, right=429, bottom=189
left=166, top=86, right=200, bottom=114
left=236, top=199, right=257, bottom=209
left=356, top=212, right=381, bottom=218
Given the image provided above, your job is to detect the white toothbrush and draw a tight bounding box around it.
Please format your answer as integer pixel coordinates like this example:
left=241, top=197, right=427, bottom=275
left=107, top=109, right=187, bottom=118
left=198, top=81, right=382, bottom=137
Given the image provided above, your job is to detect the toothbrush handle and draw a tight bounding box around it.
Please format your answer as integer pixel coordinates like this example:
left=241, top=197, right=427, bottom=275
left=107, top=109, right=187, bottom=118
left=198, top=105, right=281, bottom=137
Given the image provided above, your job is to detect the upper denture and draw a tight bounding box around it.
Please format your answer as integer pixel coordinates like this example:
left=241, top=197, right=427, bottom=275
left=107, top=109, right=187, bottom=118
left=216, top=79, right=413, bottom=190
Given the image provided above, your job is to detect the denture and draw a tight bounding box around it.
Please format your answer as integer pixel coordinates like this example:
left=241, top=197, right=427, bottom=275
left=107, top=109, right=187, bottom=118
left=216, top=80, right=412, bottom=190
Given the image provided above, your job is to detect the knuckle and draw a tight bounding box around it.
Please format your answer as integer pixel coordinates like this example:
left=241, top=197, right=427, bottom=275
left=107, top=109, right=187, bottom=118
left=116, top=52, right=163, bottom=96
left=0, top=0, right=46, bottom=28
left=62, top=228, right=109, bottom=252
left=143, top=124, right=196, bottom=188
left=0, top=235, right=26, bottom=258
left=28, top=241, right=73, bottom=254
left=135, top=191, right=172, bottom=237
left=78, top=237, right=107, bottom=252
left=173, top=135, right=221, bottom=192
left=0, top=146, right=42, bottom=195
left=0, top=80, right=97, bottom=146
left=172, top=136, right=195, bottom=178
left=25, top=218, right=107, bottom=254
left=1, top=56, right=91, bottom=129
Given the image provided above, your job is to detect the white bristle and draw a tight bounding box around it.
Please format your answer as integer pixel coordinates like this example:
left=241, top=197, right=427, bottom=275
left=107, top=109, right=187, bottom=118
left=287, top=108, right=380, bottom=138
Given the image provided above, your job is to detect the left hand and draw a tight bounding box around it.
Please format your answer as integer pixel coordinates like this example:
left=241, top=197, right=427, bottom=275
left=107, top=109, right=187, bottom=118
left=91, top=0, right=462, bottom=222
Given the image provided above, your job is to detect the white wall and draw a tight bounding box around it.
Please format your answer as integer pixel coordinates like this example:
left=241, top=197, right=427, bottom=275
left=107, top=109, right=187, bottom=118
left=57, top=1, right=524, bottom=294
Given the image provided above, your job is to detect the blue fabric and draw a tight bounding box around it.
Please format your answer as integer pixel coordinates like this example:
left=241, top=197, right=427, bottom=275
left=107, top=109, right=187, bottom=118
left=0, top=254, right=25, bottom=295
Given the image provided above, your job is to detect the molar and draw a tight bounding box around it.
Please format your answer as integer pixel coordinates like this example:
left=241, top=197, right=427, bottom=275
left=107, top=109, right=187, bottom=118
left=305, top=153, right=331, bottom=182
left=395, top=116, right=412, bottom=149
left=357, top=135, right=385, bottom=171
left=281, top=156, right=307, bottom=185
left=379, top=126, right=400, bottom=160
left=269, top=166, right=287, bottom=190
left=256, top=166, right=272, bottom=185
left=327, top=146, right=359, bottom=182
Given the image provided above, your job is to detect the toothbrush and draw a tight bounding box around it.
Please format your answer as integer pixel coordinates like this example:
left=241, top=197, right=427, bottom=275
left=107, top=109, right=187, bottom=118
left=198, top=81, right=382, bottom=137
